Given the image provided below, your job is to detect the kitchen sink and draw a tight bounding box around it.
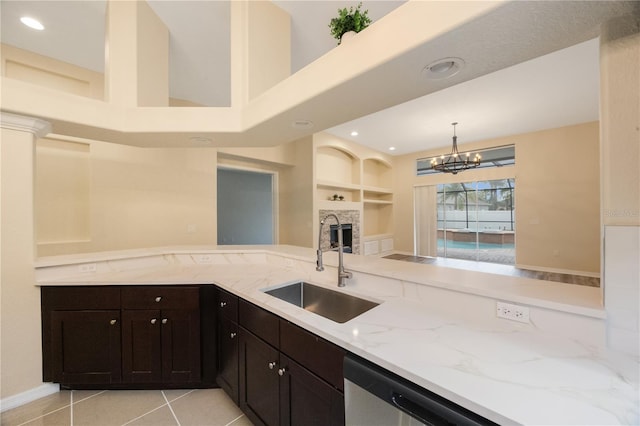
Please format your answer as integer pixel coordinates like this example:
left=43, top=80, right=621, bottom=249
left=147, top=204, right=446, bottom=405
left=263, top=281, right=379, bottom=323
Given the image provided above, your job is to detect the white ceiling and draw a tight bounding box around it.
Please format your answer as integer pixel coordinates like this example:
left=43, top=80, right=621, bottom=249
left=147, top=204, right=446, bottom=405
left=327, top=38, right=600, bottom=154
left=0, top=1, right=629, bottom=155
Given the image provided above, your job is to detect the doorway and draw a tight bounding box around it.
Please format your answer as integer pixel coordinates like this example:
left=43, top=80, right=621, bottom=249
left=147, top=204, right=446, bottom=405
left=217, top=167, right=276, bottom=245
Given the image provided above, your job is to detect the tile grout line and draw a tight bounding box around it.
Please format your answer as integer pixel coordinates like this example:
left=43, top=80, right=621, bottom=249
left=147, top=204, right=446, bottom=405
left=70, top=390, right=73, bottom=426
left=162, top=390, right=182, bottom=426
left=120, top=402, right=169, bottom=426
left=165, top=389, right=197, bottom=404
left=225, top=414, right=246, bottom=426
left=15, top=404, right=70, bottom=426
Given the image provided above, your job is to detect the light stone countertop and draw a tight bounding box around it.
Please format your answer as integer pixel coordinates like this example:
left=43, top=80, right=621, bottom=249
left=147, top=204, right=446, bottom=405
left=36, top=245, right=639, bottom=425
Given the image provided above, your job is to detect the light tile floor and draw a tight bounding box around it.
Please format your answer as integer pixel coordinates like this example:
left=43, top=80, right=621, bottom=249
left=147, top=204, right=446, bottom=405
left=1, top=389, right=253, bottom=426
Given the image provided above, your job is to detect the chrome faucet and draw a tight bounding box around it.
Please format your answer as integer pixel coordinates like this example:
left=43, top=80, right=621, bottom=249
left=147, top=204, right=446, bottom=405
left=316, top=213, right=352, bottom=287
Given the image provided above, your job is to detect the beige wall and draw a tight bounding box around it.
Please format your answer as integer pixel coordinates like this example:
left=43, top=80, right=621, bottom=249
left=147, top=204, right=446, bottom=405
left=230, top=0, right=291, bottom=106
left=1, top=44, right=104, bottom=100
left=36, top=139, right=91, bottom=244
left=105, top=0, right=169, bottom=107
left=1, top=127, right=41, bottom=399
left=37, top=139, right=218, bottom=256
left=600, top=17, right=640, bottom=228
left=600, top=15, right=640, bottom=355
left=394, top=122, right=601, bottom=275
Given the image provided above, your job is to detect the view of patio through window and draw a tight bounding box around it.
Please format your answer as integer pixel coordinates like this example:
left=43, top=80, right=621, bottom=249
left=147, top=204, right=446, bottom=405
left=437, top=179, right=515, bottom=264
left=414, top=179, right=516, bottom=265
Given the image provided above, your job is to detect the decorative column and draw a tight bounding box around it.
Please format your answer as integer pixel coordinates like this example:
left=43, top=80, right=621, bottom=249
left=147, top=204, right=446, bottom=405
left=0, top=112, right=54, bottom=402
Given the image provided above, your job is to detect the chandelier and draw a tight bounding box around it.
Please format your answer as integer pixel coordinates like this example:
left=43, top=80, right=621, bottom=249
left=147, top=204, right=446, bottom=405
left=430, top=122, right=481, bottom=174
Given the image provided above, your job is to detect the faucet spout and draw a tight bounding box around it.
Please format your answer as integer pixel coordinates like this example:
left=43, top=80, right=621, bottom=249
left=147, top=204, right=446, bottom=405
left=316, top=214, right=352, bottom=287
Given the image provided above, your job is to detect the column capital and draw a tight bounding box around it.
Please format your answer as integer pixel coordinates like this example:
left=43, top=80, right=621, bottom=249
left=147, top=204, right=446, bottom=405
left=0, top=112, right=51, bottom=138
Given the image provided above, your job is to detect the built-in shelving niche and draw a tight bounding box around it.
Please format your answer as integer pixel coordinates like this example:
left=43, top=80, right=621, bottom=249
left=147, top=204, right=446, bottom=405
left=315, top=145, right=394, bottom=255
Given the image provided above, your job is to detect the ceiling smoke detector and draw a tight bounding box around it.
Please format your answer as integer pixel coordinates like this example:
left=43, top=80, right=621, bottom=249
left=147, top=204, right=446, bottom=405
left=291, top=120, right=314, bottom=129
left=189, top=136, right=213, bottom=146
left=423, top=57, right=464, bottom=80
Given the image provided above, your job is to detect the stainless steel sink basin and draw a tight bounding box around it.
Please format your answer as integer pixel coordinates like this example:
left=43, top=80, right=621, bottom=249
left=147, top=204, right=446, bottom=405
left=263, top=281, right=379, bottom=323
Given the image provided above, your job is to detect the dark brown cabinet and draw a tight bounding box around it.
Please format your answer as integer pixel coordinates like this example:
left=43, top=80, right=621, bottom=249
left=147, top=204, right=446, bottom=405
left=237, top=299, right=345, bottom=426
left=42, top=286, right=122, bottom=385
left=217, top=288, right=240, bottom=403
left=42, top=285, right=213, bottom=389
left=121, top=287, right=201, bottom=384
left=279, top=354, right=344, bottom=426
left=239, top=328, right=281, bottom=426
left=49, top=310, right=122, bottom=384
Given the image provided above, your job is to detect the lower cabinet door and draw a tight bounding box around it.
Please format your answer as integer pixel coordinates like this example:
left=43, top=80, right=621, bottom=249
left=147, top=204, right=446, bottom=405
left=217, top=317, right=239, bottom=403
left=122, top=309, right=162, bottom=383
left=161, top=309, right=201, bottom=383
left=50, top=310, right=121, bottom=384
left=239, top=328, right=280, bottom=426
left=279, top=354, right=345, bottom=426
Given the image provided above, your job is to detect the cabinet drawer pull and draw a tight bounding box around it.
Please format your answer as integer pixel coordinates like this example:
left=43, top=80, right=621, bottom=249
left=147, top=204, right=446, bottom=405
left=162, top=318, right=168, bottom=324
left=151, top=318, right=157, bottom=324
left=155, top=296, right=162, bottom=302
left=278, top=367, right=288, bottom=376
left=268, top=361, right=277, bottom=370
left=110, top=319, right=117, bottom=325
left=230, top=332, right=237, bottom=339
left=220, top=301, right=227, bottom=308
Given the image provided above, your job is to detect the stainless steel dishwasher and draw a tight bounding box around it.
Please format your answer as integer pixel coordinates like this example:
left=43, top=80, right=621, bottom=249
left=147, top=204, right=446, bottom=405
left=344, top=354, right=497, bottom=426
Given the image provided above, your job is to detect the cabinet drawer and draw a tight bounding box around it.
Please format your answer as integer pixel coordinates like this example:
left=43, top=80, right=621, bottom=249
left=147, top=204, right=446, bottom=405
left=42, top=286, right=120, bottom=310
left=121, top=286, right=199, bottom=310
left=280, top=320, right=345, bottom=391
left=239, top=299, right=279, bottom=348
left=217, top=288, right=238, bottom=321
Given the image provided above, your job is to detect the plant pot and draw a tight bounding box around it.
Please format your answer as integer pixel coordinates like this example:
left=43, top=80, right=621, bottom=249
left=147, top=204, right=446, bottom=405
left=340, top=31, right=357, bottom=43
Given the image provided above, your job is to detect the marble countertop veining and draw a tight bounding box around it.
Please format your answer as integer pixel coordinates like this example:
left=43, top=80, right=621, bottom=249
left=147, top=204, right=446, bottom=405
left=36, top=245, right=639, bottom=425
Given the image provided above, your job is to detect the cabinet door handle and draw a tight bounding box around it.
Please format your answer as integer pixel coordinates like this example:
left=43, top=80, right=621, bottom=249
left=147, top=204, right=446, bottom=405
left=268, top=361, right=277, bottom=370
left=151, top=318, right=157, bottom=324
left=230, top=332, right=237, bottom=339
left=278, top=367, right=288, bottom=376
left=155, top=296, right=162, bottom=302
left=110, top=319, right=117, bottom=325
left=220, top=301, right=227, bottom=308
left=162, top=318, right=168, bottom=324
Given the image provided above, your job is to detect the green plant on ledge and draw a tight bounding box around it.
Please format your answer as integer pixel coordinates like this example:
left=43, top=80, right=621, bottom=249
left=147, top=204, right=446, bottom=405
left=328, top=2, right=372, bottom=45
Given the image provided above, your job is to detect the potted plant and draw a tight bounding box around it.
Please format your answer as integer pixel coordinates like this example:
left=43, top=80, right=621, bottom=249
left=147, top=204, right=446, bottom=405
left=328, top=2, right=372, bottom=45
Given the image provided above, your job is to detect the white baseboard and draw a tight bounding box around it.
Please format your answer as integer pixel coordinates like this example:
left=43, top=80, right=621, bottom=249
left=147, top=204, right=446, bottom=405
left=0, top=383, right=59, bottom=413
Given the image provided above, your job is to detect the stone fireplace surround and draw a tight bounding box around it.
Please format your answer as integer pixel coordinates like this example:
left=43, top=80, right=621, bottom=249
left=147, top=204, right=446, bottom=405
left=319, top=209, right=360, bottom=254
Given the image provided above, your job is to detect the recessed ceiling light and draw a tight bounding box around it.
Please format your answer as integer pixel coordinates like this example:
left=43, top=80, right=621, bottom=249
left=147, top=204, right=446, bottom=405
left=423, top=57, right=464, bottom=80
left=20, top=16, right=44, bottom=31
left=350, top=131, right=359, bottom=137
left=388, top=147, right=396, bottom=151
left=291, top=120, right=313, bottom=129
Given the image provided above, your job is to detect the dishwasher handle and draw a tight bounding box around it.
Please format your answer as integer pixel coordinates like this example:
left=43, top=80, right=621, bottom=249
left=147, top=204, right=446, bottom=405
left=344, top=354, right=497, bottom=426
left=391, top=392, right=448, bottom=426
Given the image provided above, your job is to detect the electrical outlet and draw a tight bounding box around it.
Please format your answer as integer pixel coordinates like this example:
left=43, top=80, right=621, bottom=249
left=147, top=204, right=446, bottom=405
left=496, top=301, right=530, bottom=323
left=78, top=263, right=97, bottom=273
left=195, top=254, right=213, bottom=264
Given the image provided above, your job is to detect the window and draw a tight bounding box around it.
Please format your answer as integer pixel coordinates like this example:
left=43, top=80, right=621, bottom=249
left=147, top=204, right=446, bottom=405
left=437, top=179, right=515, bottom=264
left=414, top=179, right=515, bottom=265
